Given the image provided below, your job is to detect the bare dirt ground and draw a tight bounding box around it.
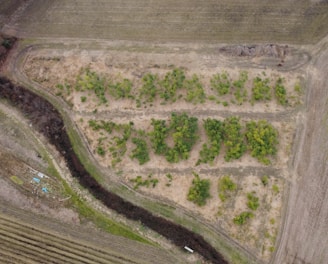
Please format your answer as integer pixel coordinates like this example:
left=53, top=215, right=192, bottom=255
left=2, top=0, right=328, bottom=44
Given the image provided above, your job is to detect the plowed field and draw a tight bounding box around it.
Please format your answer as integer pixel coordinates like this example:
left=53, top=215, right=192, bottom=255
left=0, top=201, right=181, bottom=264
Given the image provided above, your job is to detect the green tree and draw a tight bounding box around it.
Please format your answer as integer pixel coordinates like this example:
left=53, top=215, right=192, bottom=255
left=245, top=120, right=278, bottom=164
left=218, top=175, right=237, bottom=202
left=149, top=119, right=169, bottom=155
left=166, top=113, right=198, bottom=162
left=197, top=118, right=223, bottom=165
left=159, top=68, right=185, bottom=102
left=139, top=73, right=158, bottom=103
left=187, top=172, right=211, bottom=206
left=222, top=116, right=246, bottom=161
left=185, top=74, right=206, bottom=104
left=252, top=76, right=271, bottom=102
left=274, top=78, right=287, bottom=105
left=130, top=137, right=150, bottom=165
left=210, top=71, right=231, bottom=96
left=233, top=211, right=254, bottom=225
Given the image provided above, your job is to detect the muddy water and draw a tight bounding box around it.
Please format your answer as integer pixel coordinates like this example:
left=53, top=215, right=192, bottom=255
left=0, top=76, right=228, bottom=264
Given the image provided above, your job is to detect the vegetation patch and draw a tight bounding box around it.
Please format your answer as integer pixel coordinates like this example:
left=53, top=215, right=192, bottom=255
left=245, top=120, right=279, bottom=164
left=233, top=211, right=254, bottom=225
left=187, top=172, right=211, bottom=206
left=218, top=175, right=237, bottom=202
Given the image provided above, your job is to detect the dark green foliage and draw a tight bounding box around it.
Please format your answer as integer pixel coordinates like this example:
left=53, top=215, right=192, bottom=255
left=138, top=73, right=158, bottom=103
left=108, top=79, right=133, bottom=99
left=166, top=113, right=198, bottom=163
left=159, top=68, right=185, bottom=102
left=187, top=172, right=211, bottom=206
left=96, top=146, right=106, bottom=156
left=233, top=211, right=254, bottom=225
left=185, top=74, right=206, bottom=104
left=245, top=120, right=278, bottom=164
left=275, top=78, right=287, bottom=105
left=197, top=118, right=223, bottom=165
left=252, top=76, right=271, bottom=101
left=210, top=72, right=231, bottom=96
left=131, top=137, right=150, bottom=165
left=247, top=192, right=260, bottom=210
left=81, top=96, right=87, bottom=102
left=149, top=119, right=169, bottom=155
left=130, top=175, right=159, bottom=190
left=218, top=175, right=237, bottom=202
left=223, top=116, right=246, bottom=161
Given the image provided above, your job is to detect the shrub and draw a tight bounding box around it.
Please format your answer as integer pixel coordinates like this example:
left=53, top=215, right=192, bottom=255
left=275, top=78, right=287, bottom=105
left=261, top=175, right=269, bottom=186
left=233, top=211, right=254, bottom=225
left=159, top=68, right=185, bottom=102
left=130, top=137, right=150, bottom=165
left=108, top=78, right=133, bottom=99
left=245, top=120, right=279, bottom=164
left=75, top=67, right=107, bottom=103
left=149, top=119, right=169, bottom=155
left=139, top=73, right=158, bottom=103
left=187, top=172, right=211, bottom=206
left=222, top=116, right=246, bottom=161
left=185, top=74, right=206, bottom=104
left=218, top=175, right=237, bottom=202
left=233, top=71, right=248, bottom=104
left=252, top=76, right=271, bottom=102
left=130, top=175, right=159, bottom=190
left=96, top=146, right=106, bottom=156
left=210, top=72, right=231, bottom=96
left=197, top=119, right=223, bottom=165
left=166, top=113, right=198, bottom=162
left=247, top=192, right=260, bottom=210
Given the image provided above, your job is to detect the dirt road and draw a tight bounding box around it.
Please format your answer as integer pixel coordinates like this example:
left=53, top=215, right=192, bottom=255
left=273, top=37, right=328, bottom=264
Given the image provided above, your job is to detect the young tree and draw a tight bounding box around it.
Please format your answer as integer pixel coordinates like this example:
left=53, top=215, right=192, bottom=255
left=187, top=172, right=211, bottom=206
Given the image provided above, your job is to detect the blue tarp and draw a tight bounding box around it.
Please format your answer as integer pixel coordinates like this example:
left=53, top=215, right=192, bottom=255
left=33, top=177, right=40, bottom=183
left=42, top=187, right=49, bottom=193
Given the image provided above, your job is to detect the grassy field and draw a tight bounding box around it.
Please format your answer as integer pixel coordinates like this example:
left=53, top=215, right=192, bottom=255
left=2, top=0, right=328, bottom=44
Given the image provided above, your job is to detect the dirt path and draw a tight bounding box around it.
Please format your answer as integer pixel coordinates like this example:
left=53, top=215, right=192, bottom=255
left=273, top=36, right=328, bottom=264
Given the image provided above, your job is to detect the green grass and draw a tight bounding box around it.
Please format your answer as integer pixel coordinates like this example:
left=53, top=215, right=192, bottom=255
left=10, top=175, right=24, bottom=185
